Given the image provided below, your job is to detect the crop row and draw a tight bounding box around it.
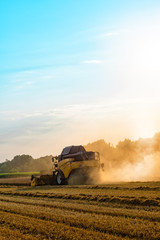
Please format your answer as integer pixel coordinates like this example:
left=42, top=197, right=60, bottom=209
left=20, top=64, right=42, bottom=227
left=0, top=189, right=159, bottom=207
left=0, top=195, right=159, bottom=222
left=0, top=210, right=128, bottom=240
left=87, top=185, right=160, bottom=191
left=0, top=198, right=160, bottom=239
left=0, top=184, right=159, bottom=199
left=0, top=225, right=38, bottom=240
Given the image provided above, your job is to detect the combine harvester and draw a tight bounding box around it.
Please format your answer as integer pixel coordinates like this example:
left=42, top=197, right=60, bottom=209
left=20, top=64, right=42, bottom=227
left=31, top=145, right=103, bottom=186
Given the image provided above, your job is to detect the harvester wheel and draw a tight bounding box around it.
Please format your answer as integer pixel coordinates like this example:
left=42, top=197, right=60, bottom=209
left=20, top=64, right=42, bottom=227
left=56, top=171, right=65, bottom=185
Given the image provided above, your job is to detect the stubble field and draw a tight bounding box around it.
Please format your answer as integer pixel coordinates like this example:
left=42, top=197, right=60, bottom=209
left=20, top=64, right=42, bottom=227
left=0, top=181, right=159, bottom=240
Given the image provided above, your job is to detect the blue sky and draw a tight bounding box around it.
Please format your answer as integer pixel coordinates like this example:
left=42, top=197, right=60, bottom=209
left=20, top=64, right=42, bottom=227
left=1, top=0, right=160, bottom=160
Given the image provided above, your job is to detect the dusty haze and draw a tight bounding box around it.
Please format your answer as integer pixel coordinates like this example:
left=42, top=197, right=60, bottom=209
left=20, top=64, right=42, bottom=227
left=85, top=133, right=160, bottom=182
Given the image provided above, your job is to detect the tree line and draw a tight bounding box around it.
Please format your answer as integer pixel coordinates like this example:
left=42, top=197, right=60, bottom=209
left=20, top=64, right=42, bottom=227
left=0, top=155, right=52, bottom=173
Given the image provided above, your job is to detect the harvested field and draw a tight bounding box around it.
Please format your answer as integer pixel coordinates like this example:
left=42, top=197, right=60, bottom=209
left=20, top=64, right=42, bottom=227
left=0, top=173, right=40, bottom=186
left=0, top=177, right=30, bottom=185
left=0, top=182, right=159, bottom=239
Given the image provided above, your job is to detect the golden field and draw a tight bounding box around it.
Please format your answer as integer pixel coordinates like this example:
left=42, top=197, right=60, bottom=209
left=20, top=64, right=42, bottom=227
left=0, top=182, right=159, bottom=239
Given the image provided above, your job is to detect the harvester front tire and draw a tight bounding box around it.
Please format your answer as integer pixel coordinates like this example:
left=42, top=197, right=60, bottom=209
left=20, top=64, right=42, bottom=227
left=56, top=171, right=65, bottom=185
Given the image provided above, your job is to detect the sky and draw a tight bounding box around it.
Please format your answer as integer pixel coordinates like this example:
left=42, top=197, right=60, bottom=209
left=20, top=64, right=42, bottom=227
left=1, top=0, right=160, bottom=161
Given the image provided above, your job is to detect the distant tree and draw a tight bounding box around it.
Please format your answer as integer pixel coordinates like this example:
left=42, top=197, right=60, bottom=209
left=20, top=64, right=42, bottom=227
left=0, top=154, right=53, bottom=173
left=0, top=163, right=10, bottom=173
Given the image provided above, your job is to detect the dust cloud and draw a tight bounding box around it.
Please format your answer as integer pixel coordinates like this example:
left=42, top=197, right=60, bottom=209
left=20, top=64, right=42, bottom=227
left=85, top=133, right=160, bottom=183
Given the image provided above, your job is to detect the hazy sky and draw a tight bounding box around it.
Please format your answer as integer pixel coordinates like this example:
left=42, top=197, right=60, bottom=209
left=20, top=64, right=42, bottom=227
left=1, top=0, right=160, bottom=161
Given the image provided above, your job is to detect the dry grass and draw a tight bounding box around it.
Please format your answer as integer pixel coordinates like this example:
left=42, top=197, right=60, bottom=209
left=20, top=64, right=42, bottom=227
left=0, top=182, right=159, bottom=239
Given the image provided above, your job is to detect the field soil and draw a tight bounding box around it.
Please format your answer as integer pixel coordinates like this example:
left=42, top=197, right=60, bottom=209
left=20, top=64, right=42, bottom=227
left=0, top=181, right=159, bottom=239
